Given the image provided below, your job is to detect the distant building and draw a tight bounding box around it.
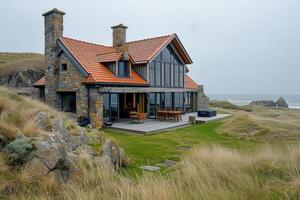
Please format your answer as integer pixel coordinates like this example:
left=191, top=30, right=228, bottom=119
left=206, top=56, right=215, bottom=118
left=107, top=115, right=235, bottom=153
left=34, top=8, right=209, bottom=128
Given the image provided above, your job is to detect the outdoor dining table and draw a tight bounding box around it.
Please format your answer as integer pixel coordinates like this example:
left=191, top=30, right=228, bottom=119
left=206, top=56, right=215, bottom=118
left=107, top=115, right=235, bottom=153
left=156, top=110, right=182, bottom=121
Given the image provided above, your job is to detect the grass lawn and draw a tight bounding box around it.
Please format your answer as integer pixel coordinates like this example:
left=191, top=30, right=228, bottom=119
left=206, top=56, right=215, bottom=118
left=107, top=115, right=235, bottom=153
left=102, top=121, right=259, bottom=174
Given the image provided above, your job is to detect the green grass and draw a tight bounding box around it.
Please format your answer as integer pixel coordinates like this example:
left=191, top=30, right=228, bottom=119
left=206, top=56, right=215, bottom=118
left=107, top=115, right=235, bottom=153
left=103, top=121, right=259, bottom=174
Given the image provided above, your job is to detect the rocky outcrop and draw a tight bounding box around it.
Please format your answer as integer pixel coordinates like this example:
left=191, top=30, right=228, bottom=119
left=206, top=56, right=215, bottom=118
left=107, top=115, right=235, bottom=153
left=250, top=100, right=276, bottom=107
left=0, top=111, right=127, bottom=183
left=276, top=97, right=289, bottom=108
left=0, top=69, right=44, bottom=87
left=251, top=97, right=289, bottom=108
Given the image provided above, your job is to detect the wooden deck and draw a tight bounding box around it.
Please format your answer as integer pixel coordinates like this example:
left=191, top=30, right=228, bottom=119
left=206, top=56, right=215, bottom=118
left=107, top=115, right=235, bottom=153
left=107, top=113, right=231, bottom=134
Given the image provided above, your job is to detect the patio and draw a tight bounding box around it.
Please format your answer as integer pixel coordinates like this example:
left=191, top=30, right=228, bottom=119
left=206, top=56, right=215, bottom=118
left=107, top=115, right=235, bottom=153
left=108, top=113, right=231, bottom=134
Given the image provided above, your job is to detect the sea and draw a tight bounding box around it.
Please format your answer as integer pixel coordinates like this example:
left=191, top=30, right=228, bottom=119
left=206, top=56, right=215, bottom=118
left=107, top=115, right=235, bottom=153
left=209, top=94, right=300, bottom=109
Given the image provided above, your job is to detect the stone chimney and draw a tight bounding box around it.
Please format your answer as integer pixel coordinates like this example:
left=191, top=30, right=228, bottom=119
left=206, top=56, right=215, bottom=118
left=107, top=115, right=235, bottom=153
left=42, top=8, right=65, bottom=108
left=111, top=24, right=128, bottom=47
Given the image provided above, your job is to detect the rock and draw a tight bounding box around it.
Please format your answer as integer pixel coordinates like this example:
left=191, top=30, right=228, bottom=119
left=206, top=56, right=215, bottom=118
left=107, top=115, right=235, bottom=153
left=155, top=160, right=177, bottom=168
left=102, top=139, right=128, bottom=170
left=276, top=97, right=289, bottom=108
left=35, top=142, right=66, bottom=170
left=0, top=69, right=44, bottom=88
left=34, top=111, right=52, bottom=131
left=26, top=157, right=49, bottom=177
left=250, top=100, right=276, bottom=107
left=141, top=165, right=161, bottom=172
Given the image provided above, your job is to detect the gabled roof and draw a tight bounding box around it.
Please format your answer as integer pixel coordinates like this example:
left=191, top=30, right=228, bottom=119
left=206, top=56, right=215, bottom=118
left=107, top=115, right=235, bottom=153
left=59, top=37, right=147, bottom=85
left=185, top=75, right=199, bottom=89
left=33, top=33, right=195, bottom=86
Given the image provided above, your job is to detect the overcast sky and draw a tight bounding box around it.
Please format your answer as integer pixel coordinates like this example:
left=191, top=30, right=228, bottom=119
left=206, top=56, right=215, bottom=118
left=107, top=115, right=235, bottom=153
left=1, top=0, right=299, bottom=95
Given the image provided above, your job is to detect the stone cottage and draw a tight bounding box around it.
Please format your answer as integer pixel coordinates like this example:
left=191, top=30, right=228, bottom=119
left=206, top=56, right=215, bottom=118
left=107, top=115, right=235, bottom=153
left=34, top=8, right=209, bottom=128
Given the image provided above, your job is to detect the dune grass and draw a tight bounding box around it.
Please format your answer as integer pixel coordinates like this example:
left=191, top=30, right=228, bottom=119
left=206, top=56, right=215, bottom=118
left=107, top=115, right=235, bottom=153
left=3, top=144, right=300, bottom=200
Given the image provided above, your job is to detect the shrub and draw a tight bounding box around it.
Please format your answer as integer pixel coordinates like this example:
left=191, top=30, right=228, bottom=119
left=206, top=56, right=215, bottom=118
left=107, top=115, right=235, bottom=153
left=4, top=138, right=34, bottom=165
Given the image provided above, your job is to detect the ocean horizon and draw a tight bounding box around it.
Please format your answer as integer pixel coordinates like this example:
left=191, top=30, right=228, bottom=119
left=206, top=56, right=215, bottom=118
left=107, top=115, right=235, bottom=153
left=208, top=94, right=300, bottom=109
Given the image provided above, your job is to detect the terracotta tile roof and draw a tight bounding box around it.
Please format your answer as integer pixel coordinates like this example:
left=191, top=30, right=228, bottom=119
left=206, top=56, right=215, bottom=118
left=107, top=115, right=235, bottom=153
left=60, top=37, right=147, bottom=85
left=34, top=34, right=192, bottom=86
left=96, top=52, right=122, bottom=63
left=33, top=76, right=45, bottom=87
left=125, top=34, right=174, bottom=63
left=185, top=75, right=198, bottom=89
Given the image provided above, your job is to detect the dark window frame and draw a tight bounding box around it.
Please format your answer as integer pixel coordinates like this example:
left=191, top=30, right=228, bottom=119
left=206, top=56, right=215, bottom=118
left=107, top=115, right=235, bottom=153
left=60, top=92, right=76, bottom=113
left=61, top=63, right=67, bottom=72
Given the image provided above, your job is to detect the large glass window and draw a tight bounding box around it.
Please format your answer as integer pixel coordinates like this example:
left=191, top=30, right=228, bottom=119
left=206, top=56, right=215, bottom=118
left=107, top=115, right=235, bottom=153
left=149, top=45, right=184, bottom=88
left=118, top=61, right=129, bottom=77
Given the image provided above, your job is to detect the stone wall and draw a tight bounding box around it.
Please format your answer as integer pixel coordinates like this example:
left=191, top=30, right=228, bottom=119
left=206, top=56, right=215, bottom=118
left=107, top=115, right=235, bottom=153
left=197, top=86, right=209, bottom=110
left=89, top=88, right=103, bottom=128
left=57, top=52, right=89, bottom=118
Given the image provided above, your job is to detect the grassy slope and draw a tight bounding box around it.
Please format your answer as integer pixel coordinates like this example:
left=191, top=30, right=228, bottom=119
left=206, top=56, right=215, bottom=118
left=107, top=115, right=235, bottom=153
left=103, top=121, right=258, bottom=174
left=0, top=52, right=44, bottom=76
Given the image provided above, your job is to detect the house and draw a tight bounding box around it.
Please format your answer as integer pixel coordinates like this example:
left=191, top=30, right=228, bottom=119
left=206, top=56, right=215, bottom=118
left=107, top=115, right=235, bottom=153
left=33, top=8, right=209, bottom=128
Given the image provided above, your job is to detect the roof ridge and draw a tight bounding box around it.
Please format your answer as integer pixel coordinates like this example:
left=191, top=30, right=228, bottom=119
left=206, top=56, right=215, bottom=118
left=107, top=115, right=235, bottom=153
left=125, top=33, right=175, bottom=44
left=61, top=36, right=111, bottom=48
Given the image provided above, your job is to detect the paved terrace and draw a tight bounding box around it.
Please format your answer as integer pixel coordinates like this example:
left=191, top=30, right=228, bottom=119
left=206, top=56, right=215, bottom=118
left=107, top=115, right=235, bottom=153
left=108, top=113, right=231, bottom=134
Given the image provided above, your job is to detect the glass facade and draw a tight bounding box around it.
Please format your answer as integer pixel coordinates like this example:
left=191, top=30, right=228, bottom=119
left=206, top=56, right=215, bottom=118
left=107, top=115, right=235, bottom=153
left=149, top=45, right=184, bottom=88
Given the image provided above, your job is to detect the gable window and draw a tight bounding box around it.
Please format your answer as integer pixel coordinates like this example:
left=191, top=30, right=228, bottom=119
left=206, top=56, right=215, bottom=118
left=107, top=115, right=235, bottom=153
left=149, top=45, right=184, bottom=88
left=61, top=64, right=67, bottom=72
left=118, top=61, right=129, bottom=77
left=60, top=92, right=76, bottom=113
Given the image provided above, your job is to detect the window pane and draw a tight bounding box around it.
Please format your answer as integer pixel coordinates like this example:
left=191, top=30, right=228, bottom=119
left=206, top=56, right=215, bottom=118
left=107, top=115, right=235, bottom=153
left=103, top=94, right=110, bottom=121
left=111, top=94, right=119, bottom=121
left=174, top=64, right=179, bottom=87
left=155, top=62, right=161, bottom=86
left=179, top=65, right=184, bottom=87
left=149, top=93, right=156, bottom=118
left=164, top=63, right=171, bottom=87
left=118, top=61, right=128, bottom=77
left=162, top=47, right=171, bottom=62
left=149, top=62, right=155, bottom=86
left=165, top=92, right=172, bottom=110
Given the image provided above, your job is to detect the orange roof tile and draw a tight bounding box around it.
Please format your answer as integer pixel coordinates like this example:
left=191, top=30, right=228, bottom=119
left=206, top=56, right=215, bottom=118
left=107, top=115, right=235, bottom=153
left=185, top=75, right=198, bottom=89
left=96, top=52, right=122, bottom=63
left=33, top=76, right=45, bottom=87
left=126, top=34, right=174, bottom=63
left=60, top=37, right=147, bottom=85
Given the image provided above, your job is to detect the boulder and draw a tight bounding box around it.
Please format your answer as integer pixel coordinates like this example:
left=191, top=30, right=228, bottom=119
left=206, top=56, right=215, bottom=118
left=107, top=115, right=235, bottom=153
left=102, top=139, right=128, bottom=170
left=276, top=97, right=289, bottom=108
left=250, top=100, right=276, bottom=107
left=141, top=165, right=161, bottom=172
left=26, top=157, right=49, bottom=177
